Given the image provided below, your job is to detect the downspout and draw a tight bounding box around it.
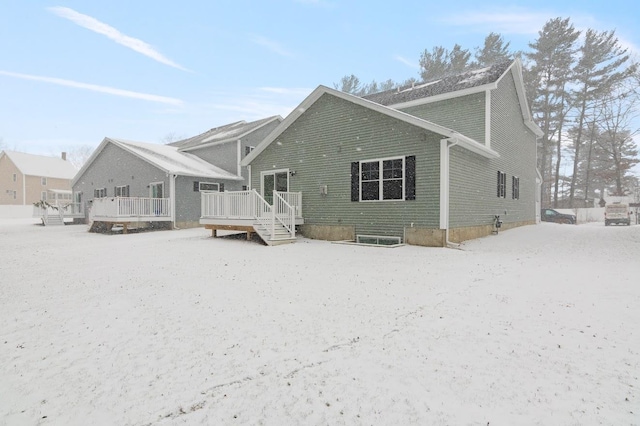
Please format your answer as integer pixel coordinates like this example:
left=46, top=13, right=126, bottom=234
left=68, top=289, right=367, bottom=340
left=170, top=174, right=178, bottom=229
left=440, top=138, right=459, bottom=248
left=237, top=140, right=242, bottom=177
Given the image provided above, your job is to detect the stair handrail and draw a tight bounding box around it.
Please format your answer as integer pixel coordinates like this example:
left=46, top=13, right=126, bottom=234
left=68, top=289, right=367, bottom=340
left=251, top=190, right=274, bottom=236
left=273, top=191, right=295, bottom=239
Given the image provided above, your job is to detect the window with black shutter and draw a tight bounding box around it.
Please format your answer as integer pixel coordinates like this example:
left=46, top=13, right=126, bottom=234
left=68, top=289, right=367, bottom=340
left=351, top=156, right=415, bottom=202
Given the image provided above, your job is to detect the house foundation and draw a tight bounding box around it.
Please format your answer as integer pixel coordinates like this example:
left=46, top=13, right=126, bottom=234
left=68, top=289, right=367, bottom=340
left=299, top=224, right=355, bottom=241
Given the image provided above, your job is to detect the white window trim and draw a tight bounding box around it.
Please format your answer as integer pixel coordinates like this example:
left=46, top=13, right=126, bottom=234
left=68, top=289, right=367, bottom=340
left=149, top=182, right=164, bottom=198
left=359, top=156, right=406, bottom=202
left=198, top=182, right=219, bottom=192
left=115, top=185, right=129, bottom=197
left=41, top=191, right=47, bottom=200
left=41, top=177, right=47, bottom=186
left=260, top=169, right=289, bottom=196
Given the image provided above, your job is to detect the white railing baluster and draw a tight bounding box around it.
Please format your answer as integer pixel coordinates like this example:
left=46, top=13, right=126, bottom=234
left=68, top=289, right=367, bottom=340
left=90, top=197, right=170, bottom=220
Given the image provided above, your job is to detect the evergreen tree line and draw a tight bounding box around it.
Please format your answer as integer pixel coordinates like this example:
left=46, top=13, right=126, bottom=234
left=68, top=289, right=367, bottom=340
left=334, top=18, right=640, bottom=207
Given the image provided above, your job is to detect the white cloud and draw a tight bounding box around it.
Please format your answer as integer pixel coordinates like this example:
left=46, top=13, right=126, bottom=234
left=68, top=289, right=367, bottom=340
left=0, top=70, right=184, bottom=106
left=394, top=55, right=419, bottom=69
left=249, top=34, right=293, bottom=57
left=48, top=6, right=189, bottom=72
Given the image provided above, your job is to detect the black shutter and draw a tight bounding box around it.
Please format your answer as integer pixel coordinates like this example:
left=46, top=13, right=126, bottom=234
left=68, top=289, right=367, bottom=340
left=351, top=162, right=359, bottom=201
left=193, top=181, right=199, bottom=192
left=219, top=183, right=225, bottom=192
left=114, top=186, right=116, bottom=197
left=126, top=185, right=130, bottom=197
left=511, top=176, right=515, bottom=199
left=405, top=155, right=416, bottom=200
left=497, top=171, right=501, bottom=197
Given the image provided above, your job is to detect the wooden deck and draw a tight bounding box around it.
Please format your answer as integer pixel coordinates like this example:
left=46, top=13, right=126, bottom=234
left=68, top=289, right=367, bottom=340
left=200, top=190, right=303, bottom=246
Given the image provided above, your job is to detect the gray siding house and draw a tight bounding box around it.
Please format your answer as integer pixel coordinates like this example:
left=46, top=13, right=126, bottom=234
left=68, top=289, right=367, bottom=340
left=72, top=116, right=281, bottom=231
left=200, top=59, right=542, bottom=247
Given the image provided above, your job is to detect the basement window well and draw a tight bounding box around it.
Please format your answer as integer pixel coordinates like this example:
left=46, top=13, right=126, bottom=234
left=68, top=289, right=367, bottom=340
left=334, top=235, right=403, bottom=248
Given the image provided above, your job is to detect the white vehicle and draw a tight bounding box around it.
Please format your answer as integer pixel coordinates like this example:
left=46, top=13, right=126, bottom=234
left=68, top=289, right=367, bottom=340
left=605, top=203, right=631, bottom=226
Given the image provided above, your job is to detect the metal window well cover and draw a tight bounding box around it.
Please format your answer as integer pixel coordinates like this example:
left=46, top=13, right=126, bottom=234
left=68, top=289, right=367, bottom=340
left=332, top=235, right=404, bottom=248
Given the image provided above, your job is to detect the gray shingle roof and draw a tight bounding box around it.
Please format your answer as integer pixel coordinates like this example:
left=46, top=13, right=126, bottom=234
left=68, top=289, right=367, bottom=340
left=362, top=60, right=513, bottom=106
left=169, top=116, right=281, bottom=150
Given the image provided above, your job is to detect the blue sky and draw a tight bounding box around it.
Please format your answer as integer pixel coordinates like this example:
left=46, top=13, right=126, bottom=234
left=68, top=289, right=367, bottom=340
left=1, top=0, right=638, bottom=159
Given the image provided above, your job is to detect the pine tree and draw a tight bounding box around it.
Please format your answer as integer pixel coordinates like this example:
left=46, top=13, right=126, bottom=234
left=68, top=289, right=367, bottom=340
left=419, top=46, right=450, bottom=81
left=524, top=17, right=580, bottom=207
left=334, top=74, right=362, bottom=95
left=568, top=28, right=636, bottom=205
left=474, top=32, right=513, bottom=67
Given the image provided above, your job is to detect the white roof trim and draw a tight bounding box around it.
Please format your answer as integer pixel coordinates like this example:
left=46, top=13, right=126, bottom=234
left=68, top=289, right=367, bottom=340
left=387, top=82, right=498, bottom=109
left=500, top=59, right=544, bottom=137
left=72, top=137, right=242, bottom=187
left=242, top=86, right=499, bottom=166
left=389, top=58, right=543, bottom=138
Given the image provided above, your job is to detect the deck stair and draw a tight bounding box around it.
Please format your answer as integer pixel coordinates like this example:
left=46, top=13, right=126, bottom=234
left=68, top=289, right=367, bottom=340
left=44, top=211, right=65, bottom=226
left=253, top=220, right=296, bottom=246
left=200, top=189, right=301, bottom=246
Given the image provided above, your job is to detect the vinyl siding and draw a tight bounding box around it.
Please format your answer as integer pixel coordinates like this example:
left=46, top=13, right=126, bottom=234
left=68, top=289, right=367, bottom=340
left=175, top=175, right=241, bottom=223
left=187, top=120, right=279, bottom=184
left=0, top=155, right=73, bottom=205
left=73, top=143, right=170, bottom=217
left=0, top=155, right=22, bottom=205
left=399, top=92, right=486, bottom=144
left=188, top=143, right=238, bottom=175
left=449, top=71, right=537, bottom=227
left=249, top=94, right=442, bottom=239
left=26, top=176, right=72, bottom=204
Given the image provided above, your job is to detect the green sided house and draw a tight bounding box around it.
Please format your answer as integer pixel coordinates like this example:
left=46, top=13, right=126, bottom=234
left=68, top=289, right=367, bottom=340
left=199, top=59, right=543, bottom=246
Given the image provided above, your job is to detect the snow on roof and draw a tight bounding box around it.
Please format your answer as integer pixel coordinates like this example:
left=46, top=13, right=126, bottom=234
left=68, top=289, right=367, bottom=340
left=170, top=116, right=282, bottom=150
left=363, top=60, right=513, bottom=106
left=2, top=150, right=77, bottom=179
left=108, top=138, right=242, bottom=180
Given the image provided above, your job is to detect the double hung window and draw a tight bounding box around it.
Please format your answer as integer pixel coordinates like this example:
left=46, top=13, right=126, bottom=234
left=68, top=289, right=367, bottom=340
left=351, top=156, right=415, bottom=202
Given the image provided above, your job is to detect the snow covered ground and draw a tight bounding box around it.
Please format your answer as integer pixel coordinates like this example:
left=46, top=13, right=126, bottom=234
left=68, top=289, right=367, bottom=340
left=1, top=219, right=638, bottom=425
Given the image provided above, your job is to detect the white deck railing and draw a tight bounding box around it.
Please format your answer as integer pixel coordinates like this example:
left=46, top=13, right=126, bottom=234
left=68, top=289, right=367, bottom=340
left=201, top=190, right=302, bottom=220
left=91, top=197, right=170, bottom=219
left=273, top=191, right=295, bottom=238
left=201, top=190, right=301, bottom=240
left=33, top=202, right=84, bottom=219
